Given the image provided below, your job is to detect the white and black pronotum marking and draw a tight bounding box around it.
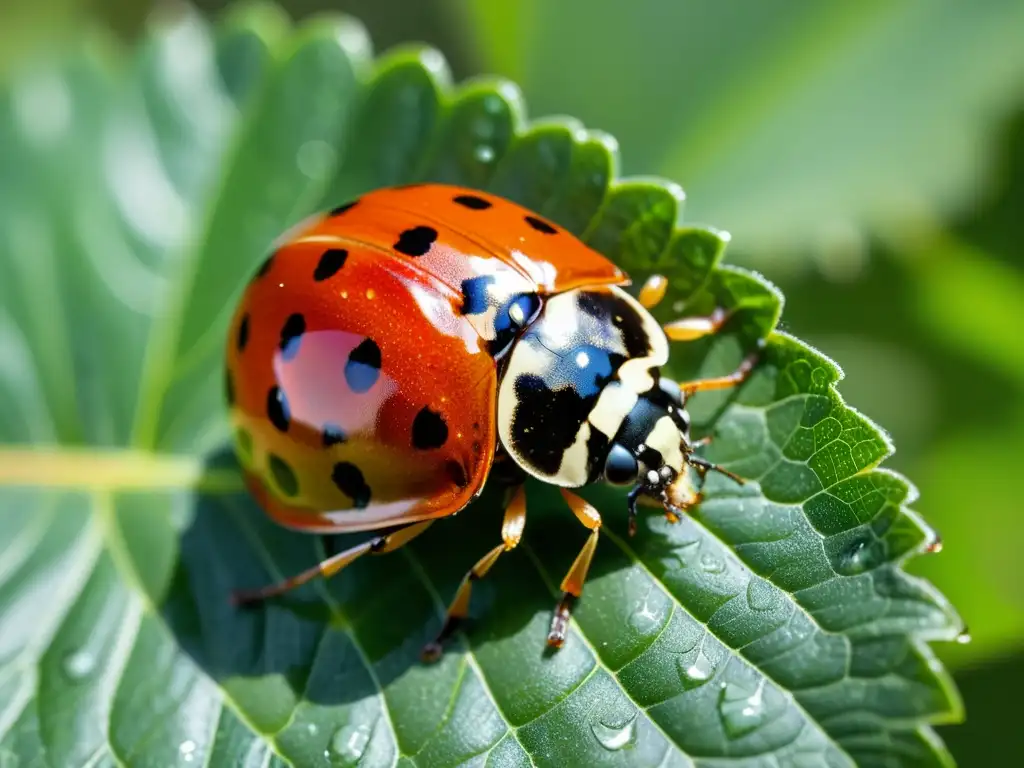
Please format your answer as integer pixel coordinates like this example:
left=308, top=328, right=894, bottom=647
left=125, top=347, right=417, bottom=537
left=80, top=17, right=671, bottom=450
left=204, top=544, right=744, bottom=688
left=497, top=285, right=690, bottom=496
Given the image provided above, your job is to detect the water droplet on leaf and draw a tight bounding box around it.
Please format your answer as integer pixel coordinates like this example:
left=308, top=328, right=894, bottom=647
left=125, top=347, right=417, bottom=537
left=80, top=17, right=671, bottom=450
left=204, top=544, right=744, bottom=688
left=700, top=553, right=725, bottom=574
left=676, top=649, right=716, bottom=690
left=590, top=711, right=638, bottom=751
left=745, top=579, right=780, bottom=612
left=718, top=680, right=767, bottom=739
left=956, top=630, right=972, bottom=645
left=328, top=722, right=373, bottom=766
left=835, top=538, right=870, bottom=575
left=62, top=649, right=96, bottom=681
left=925, top=534, right=943, bottom=554
left=627, top=594, right=665, bottom=636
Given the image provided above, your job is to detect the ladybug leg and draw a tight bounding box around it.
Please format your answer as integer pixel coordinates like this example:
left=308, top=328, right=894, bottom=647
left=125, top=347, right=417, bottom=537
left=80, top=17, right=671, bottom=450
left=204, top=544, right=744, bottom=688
left=231, top=520, right=434, bottom=605
left=678, top=341, right=763, bottom=397
left=547, top=489, right=603, bottom=648
left=421, top=485, right=527, bottom=662
left=638, top=274, right=669, bottom=309
left=662, top=306, right=730, bottom=342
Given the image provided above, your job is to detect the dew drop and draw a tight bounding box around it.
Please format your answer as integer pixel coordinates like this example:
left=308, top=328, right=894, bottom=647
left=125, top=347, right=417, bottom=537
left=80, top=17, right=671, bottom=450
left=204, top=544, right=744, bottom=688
left=590, top=711, right=638, bottom=751
left=836, top=539, right=869, bottom=575
left=627, top=594, right=665, bottom=636
left=675, top=649, right=716, bottom=690
left=328, top=722, right=373, bottom=766
left=745, top=579, right=780, bottom=612
left=473, top=145, right=496, bottom=163
left=956, top=630, right=972, bottom=645
left=306, top=723, right=319, bottom=735
left=178, top=740, right=196, bottom=763
left=62, top=649, right=96, bottom=681
left=925, top=534, right=943, bottom=554
left=666, top=539, right=701, bottom=571
left=717, top=680, right=767, bottom=739
left=699, top=553, right=725, bottom=574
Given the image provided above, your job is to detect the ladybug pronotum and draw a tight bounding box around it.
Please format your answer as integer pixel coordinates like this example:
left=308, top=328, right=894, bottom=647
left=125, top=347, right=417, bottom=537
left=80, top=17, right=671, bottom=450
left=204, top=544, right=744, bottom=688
left=225, top=183, right=760, bottom=659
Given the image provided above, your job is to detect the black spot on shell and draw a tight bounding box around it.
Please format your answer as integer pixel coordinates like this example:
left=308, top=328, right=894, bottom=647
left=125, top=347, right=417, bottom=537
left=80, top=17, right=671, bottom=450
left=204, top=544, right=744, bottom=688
left=314, top=248, right=348, bottom=281
left=394, top=226, right=437, bottom=257
left=268, top=454, right=299, bottom=497
left=525, top=215, right=557, bottom=234
left=345, top=338, right=381, bottom=393
left=453, top=194, right=492, bottom=210
left=279, top=313, right=305, bottom=361
left=255, top=253, right=274, bottom=278
left=267, top=386, right=290, bottom=432
left=332, top=461, right=371, bottom=508
left=322, top=423, right=347, bottom=447
left=412, top=406, right=448, bottom=450
left=237, top=314, right=250, bottom=352
left=224, top=369, right=235, bottom=406
left=446, top=460, right=469, bottom=489
left=330, top=200, right=358, bottom=216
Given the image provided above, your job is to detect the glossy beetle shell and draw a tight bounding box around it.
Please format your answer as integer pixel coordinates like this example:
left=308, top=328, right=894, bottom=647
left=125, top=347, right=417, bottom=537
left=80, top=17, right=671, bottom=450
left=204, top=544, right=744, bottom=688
left=225, top=184, right=627, bottom=532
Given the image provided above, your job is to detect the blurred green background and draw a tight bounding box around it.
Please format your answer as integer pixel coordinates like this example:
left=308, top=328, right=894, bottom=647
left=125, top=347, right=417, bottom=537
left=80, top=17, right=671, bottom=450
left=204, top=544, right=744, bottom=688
left=3, top=0, right=1022, bottom=764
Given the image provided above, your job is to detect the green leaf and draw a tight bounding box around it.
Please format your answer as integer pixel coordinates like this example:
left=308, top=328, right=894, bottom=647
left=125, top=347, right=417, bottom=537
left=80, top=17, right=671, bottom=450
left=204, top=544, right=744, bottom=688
left=0, top=4, right=963, bottom=767
left=459, top=0, right=1024, bottom=267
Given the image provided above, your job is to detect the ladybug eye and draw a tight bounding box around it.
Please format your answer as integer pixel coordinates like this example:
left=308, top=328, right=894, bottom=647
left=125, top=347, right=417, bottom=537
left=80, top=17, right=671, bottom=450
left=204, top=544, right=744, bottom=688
left=604, top=444, right=639, bottom=486
left=507, top=294, right=541, bottom=328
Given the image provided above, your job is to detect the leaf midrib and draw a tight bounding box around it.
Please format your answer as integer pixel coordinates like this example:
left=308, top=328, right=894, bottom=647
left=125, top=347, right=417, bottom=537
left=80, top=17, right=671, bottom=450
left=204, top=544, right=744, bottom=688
left=0, top=448, right=243, bottom=492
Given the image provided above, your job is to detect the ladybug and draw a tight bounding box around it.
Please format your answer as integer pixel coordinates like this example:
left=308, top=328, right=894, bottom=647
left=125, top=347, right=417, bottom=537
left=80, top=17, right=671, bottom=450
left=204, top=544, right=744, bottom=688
left=226, top=183, right=760, bottom=659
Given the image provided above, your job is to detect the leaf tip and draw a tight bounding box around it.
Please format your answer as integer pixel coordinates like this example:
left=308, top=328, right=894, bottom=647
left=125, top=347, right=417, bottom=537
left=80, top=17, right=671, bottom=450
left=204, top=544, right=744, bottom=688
left=372, top=43, right=453, bottom=91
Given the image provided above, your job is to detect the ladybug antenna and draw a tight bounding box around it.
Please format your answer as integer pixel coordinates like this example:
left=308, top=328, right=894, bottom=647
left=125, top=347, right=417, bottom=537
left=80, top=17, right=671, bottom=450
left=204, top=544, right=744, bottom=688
left=684, top=453, right=746, bottom=486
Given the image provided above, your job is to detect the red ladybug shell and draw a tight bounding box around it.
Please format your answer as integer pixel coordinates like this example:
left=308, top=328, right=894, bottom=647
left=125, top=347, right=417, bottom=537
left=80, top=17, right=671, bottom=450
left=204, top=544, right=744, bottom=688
left=225, top=184, right=627, bottom=533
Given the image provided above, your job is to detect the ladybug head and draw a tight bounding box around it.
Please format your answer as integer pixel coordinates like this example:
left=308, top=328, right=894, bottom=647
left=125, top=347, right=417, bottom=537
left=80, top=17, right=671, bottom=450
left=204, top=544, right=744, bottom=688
left=601, top=376, right=725, bottom=531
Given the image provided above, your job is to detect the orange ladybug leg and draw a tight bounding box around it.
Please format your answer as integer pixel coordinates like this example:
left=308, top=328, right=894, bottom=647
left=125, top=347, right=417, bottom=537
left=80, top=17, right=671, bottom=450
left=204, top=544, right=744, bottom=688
left=678, top=341, right=763, bottom=397
left=675, top=343, right=764, bottom=490
left=547, top=490, right=603, bottom=648
left=421, top=486, right=527, bottom=662
left=662, top=306, right=731, bottom=342
left=638, top=274, right=669, bottom=309
left=232, top=520, right=434, bottom=605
